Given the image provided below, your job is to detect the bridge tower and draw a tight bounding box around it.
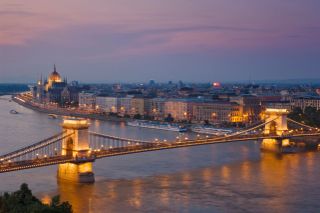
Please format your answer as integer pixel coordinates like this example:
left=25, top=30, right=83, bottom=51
left=57, top=118, right=95, bottom=183
left=261, top=108, right=290, bottom=152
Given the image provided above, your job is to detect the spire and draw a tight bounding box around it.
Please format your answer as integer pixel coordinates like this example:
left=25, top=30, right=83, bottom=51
left=54, top=64, right=57, bottom=73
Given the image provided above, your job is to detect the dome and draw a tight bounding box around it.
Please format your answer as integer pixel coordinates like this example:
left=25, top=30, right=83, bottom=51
left=48, top=64, right=62, bottom=82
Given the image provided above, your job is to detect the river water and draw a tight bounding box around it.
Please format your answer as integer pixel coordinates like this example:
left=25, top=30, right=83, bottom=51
left=0, top=96, right=319, bottom=213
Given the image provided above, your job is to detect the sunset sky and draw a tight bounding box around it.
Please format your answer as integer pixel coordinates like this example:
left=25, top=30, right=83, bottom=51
left=0, top=0, right=319, bottom=83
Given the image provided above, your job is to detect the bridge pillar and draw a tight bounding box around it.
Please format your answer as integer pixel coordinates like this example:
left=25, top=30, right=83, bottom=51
left=57, top=118, right=95, bottom=183
left=261, top=108, right=290, bottom=152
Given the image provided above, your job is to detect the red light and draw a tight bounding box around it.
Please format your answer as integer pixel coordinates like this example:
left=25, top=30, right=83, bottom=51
left=213, top=82, right=221, bottom=87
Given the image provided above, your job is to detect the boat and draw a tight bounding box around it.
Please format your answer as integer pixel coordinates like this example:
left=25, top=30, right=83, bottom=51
left=9, top=110, right=19, bottom=114
left=191, top=126, right=233, bottom=136
left=48, top=114, right=58, bottom=119
left=127, top=120, right=187, bottom=132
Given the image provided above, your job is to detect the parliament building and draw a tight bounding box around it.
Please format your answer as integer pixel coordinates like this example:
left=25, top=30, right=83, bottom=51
left=31, top=65, right=80, bottom=106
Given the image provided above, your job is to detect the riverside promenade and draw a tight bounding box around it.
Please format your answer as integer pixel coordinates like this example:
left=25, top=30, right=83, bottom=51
left=12, top=94, right=127, bottom=122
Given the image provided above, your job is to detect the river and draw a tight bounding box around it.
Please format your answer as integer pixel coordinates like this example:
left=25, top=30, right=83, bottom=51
left=0, top=96, right=319, bottom=213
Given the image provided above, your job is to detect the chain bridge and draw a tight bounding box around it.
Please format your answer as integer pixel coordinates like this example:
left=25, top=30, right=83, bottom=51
left=0, top=108, right=319, bottom=183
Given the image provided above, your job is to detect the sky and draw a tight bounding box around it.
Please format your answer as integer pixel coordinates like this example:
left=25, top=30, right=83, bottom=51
left=0, top=0, right=320, bottom=83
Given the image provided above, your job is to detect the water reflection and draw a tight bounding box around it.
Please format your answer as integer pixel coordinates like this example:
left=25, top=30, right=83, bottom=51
left=51, top=151, right=320, bottom=213
left=130, top=179, right=143, bottom=208
left=58, top=181, right=95, bottom=213
left=159, top=176, right=170, bottom=206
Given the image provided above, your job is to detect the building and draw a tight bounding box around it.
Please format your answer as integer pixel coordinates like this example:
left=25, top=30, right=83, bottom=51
left=32, top=65, right=81, bottom=106
left=95, top=96, right=118, bottom=113
left=130, top=98, right=145, bottom=116
left=291, top=96, right=320, bottom=111
left=192, top=101, right=242, bottom=124
left=79, top=92, right=96, bottom=109
left=148, top=98, right=166, bottom=120
left=164, top=99, right=190, bottom=121
left=230, top=95, right=261, bottom=123
left=118, top=96, right=133, bottom=116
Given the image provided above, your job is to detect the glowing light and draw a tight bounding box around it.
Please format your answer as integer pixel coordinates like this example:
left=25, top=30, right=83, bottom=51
left=212, top=82, right=221, bottom=87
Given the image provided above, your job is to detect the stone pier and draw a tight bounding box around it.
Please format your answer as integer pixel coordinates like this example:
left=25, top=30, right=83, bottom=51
left=261, top=108, right=290, bottom=152
left=57, top=118, right=95, bottom=183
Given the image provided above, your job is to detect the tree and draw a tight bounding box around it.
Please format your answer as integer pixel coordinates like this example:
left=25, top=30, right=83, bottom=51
left=143, top=114, right=154, bottom=120
left=288, top=107, right=320, bottom=127
left=164, top=114, right=174, bottom=122
left=123, top=114, right=130, bottom=118
left=288, top=107, right=303, bottom=122
left=133, top=114, right=142, bottom=119
left=0, top=183, right=73, bottom=213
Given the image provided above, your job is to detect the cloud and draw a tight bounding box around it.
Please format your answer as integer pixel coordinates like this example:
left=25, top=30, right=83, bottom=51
left=0, top=10, right=37, bottom=17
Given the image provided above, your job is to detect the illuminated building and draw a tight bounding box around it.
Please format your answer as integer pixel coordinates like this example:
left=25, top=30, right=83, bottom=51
left=118, top=96, right=133, bottom=116
left=95, top=96, right=118, bottom=113
left=164, top=99, right=191, bottom=121
left=31, top=64, right=80, bottom=106
left=230, top=95, right=261, bottom=123
left=291, top=96, right=320, bottom=111
left=79, top=92, right=96, bottom=109
left=192, top=101, right=242, bottom=124
left=130, top=98, right=145, bottom=116
left=147, top=98, right=166, bottom=120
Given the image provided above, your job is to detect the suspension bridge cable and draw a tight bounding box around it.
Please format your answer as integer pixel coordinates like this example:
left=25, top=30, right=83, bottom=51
left=0, top=132, right=74, bottom=161
left=89, top=131, right=154, bottom=144
left=287, top=118, right=317, bottom=130
left=211, top=117, right=280, bottom=141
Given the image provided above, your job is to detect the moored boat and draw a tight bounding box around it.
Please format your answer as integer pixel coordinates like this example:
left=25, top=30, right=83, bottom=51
left=48, top=114, right=58, bottom=119
left=9, top=109, right=19, bottom=114
left=191, top=126, right=233, bottom=136
left=127, top=120, right=187, bottom=132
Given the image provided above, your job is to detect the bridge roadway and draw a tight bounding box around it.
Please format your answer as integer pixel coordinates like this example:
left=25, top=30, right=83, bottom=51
left=93, top=131, right=320, bottom=159
left=1, top=130, right=319, bottom=174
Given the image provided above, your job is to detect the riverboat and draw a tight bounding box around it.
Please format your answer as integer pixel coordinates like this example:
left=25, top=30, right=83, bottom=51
left=127, top=120, right=187, bottom=132
left=191, top=126, right=233, bottom=136
left=9, top=109, right=19, bottom=114
left=48, top=114, right=58, bottom=119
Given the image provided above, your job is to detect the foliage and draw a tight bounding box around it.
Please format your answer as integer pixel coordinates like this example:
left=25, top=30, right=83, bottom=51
left=133, top=114, right=142, bottom=119
left=143, top=114, right=154, bottom=120
left=123, top=114, right=131, bottom=118
left=203, top=120, right=210, bottom=125
left=108, top=112, right=117, bottom=117
left=0, top=183, right=72, bottom=213
left=288, top=107, right=320, bottom=127
left=164, top=114, right=174, bottom=122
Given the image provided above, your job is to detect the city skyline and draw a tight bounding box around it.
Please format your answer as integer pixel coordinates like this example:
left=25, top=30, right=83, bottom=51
left=1, top=0, right=320, bottom=83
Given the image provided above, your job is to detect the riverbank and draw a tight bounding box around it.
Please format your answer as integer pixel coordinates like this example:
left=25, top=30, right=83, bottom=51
left=11, top=94, right=242, bottom=131
left=12, top=95, right=128, bottom=122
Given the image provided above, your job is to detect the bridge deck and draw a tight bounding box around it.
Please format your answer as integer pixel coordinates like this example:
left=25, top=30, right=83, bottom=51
left=2, top=131, right=319, bottom=174
left=94, top=132, right=320, bottom=159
